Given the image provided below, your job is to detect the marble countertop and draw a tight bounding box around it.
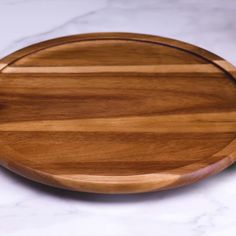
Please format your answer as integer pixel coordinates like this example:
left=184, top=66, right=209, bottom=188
left=0, top=0, right=236, bottom=235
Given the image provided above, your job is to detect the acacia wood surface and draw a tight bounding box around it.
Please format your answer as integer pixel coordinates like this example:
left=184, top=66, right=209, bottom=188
left=0, top=32, right=235, bottom=194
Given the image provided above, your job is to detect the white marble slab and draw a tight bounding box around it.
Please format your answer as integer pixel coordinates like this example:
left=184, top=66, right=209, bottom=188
left=0, top=0, right=236, bottom=235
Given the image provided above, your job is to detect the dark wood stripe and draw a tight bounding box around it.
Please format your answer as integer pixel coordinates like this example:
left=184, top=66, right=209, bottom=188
left=0, top=112, right=235, bottom=133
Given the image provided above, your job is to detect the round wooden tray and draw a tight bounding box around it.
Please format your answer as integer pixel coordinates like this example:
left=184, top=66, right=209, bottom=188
left=0, top=33, right=235, bottom=194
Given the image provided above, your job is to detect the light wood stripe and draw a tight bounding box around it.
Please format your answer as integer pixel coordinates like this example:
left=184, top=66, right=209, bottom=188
left=213, top=60, right=236, bottom=72
left=59, top=173, right=178, bottom=185
left=2, top=64, right=222, bottom=74
left=0, top=112, right=235, bottom=133
left=0, top=63, right=7, bottom=71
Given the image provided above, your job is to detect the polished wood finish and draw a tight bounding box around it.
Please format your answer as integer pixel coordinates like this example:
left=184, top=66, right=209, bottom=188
left=0, top=33, right=235, bottom=194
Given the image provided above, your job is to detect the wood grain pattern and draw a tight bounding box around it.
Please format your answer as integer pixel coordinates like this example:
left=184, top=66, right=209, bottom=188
left=0, top=32, right=235, bottom=194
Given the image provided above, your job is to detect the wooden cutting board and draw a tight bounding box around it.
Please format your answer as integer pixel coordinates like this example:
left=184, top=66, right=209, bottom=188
left=0, top=33, right=235, bottom=194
